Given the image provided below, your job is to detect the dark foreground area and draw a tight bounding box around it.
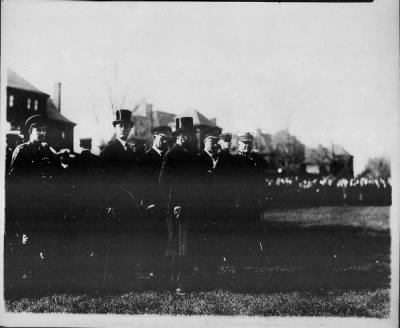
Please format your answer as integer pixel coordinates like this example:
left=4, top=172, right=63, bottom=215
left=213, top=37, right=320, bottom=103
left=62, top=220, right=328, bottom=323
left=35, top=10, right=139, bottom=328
left=4, top=206, right=391, bottom=317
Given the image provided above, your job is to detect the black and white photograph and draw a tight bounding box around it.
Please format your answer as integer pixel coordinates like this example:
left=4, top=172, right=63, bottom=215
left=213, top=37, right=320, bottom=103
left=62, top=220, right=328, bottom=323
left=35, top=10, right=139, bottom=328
left=1, top=0, right=399, bottom=327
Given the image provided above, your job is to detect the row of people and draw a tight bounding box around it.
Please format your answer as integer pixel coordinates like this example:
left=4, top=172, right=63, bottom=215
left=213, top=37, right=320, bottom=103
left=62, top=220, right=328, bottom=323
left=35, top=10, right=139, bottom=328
left=265, top=176, right=391, bottom=207
left=5, top=110, right=266, bottom=296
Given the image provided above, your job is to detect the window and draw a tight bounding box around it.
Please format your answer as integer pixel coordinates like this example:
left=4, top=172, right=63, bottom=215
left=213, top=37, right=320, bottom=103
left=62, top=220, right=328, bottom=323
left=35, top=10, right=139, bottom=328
left=34, top=100, right=39, bottom=111
left=61, top=131, right=65, bottom=139
left=9, top=95, right=14, bottom=107
left=27, top=98, right=31, bottom=109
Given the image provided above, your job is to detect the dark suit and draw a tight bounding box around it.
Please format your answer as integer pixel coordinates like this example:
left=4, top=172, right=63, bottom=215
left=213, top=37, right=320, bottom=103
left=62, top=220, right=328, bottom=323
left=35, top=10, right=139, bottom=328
left=142, top=148, right=165, bottom=206
left=68, top=150, right=101, bottom=290
left=99, top=138, right=139, bottom=290
left=159, top=143, right=199, bottom=257
left=139, top=147, right=168, bottom=257
left=232, top=153, right=265, bottom=227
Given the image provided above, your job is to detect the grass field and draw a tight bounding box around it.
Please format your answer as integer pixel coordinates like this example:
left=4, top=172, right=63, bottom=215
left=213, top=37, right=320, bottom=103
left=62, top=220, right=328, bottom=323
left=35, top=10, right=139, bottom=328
left=5, top=206, right=391, bottom=317
left=6, top=289, right=390, bottom=317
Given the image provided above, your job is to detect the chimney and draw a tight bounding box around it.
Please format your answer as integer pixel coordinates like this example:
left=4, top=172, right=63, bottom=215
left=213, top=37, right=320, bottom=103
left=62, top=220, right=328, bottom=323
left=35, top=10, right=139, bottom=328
left=53, top=82, right=62, bottom=112
left=210, top=117, right=217, bottom=125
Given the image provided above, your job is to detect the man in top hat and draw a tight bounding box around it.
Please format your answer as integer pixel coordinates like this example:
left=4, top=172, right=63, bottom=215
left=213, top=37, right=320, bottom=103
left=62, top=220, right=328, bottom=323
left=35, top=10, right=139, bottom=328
left=232, top=132, right=265, bottom=237
left=8, top=114, right=62, bottom=295
left=159, top=117, right=199, bottom=296
left=99, top=109, right=139, bottom=290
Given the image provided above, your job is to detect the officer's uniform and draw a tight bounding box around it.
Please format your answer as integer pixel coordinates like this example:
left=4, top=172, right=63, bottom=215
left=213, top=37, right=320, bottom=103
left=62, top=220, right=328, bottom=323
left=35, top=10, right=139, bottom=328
left=216, top=133, right=236, bottom=226
left=232, top=133, right=265, bottom=230
left=8, top=115, right=62, bottom=294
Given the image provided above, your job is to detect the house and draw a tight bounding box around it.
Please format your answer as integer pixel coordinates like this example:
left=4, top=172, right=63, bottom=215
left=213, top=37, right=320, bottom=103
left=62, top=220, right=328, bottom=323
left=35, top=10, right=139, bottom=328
left=303, top=144, right=354, bottom=178
left=6, top=69, right=76, bottom=150
left=129, top=104, right=222, bottom=152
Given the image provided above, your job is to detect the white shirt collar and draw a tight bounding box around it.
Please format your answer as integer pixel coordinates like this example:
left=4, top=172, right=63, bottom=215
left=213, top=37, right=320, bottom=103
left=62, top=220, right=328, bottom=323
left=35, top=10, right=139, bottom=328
left=205, top=150, right=219, bottom=168
left=152, top=145, right=163, bottom=156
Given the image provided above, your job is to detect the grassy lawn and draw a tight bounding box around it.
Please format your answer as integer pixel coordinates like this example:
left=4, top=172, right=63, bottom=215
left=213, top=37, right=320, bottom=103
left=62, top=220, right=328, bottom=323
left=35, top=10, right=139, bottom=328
left=4, top=206, right=391, bottom=317
left=5, top=289, right=390, bottom=317
left=262, top=206, right=390, bottom=232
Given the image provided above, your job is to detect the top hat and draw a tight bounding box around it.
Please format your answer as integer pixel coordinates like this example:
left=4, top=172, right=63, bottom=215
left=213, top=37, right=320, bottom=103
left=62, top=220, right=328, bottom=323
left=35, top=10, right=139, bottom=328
left=113, top=109, right=133, bottom=127
left=25, top=114, right=48, bottom=130
left=172, top=117, right=195, bottom=136
left=237, top=132, right=253, bottom=143
left=218, top=133, right=232, bottom=142
left=151, top=126, right=172, bottom=137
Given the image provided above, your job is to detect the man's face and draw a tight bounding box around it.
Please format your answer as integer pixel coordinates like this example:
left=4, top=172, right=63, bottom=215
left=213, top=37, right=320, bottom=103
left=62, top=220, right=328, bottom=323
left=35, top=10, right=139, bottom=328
left=154, top=134, right=169, bottom=152
left=115, top=123, right=132, bottom=140
left=30, top=126, right=47, bottom=143
left=204, top=138, right=219, bottom=155
left=238, top=140, right=252, bottom=154
left=177, top=132, right=193, bottom=149
left=218, top=139, right=231, bottom=152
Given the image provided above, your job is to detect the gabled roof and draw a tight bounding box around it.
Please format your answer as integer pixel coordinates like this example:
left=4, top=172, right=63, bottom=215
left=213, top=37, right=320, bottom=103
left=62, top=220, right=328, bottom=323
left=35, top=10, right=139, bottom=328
left=181, top=108, right=219, bottom=128
left=332, top=144, right=352, bottom=157
left=46, top=98, right=76, bottom=126
left=7, top=68, right=49, bottom=96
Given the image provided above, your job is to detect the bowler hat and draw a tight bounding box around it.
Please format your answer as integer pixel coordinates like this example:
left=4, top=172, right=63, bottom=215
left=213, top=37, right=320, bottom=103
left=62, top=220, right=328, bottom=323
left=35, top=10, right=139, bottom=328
left=172, top=117, right=195, bottom=136
left=113, top=109, right=133, bottom=127
left=151, top=126, right=172, bottom=137
left=237, top=132, right=253, bottom=142
left=25, top=114, right=48, bottom=130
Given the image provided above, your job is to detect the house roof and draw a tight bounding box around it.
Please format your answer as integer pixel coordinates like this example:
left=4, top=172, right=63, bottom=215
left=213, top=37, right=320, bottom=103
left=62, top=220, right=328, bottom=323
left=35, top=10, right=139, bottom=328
left=46, top=98, right=76, bottom=126
left=332, top=144, right=352, bottom=157
left=7, top=68, right=49, bottom=95
left=181, top=108, right=221, bottom=129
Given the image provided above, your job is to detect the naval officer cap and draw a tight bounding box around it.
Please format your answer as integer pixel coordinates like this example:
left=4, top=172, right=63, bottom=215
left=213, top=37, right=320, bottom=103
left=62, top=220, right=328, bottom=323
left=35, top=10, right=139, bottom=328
left=25, top=114, right=48, bottom=130
left=218, top=133, right=232, bottom=142
left=237, top=132, right=253, bottom=143
left=151, top=126, right=172, bottom=137
left=203, top=127, right=220, bottom=142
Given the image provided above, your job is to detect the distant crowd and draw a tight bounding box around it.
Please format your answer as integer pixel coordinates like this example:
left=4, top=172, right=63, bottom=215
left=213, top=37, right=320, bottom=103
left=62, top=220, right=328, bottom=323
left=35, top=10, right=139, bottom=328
left=264, top=176, right=392, bottom=207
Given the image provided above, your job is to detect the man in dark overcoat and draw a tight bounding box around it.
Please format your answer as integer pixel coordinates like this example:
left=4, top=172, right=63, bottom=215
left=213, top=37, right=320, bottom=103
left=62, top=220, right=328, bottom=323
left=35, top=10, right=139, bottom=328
left=141, top=126, right=172, bottom=256
left=68, top=138, right=101, bottom=290
left=99, top=109, right=139, bottom=290
left=196, top=130, right=228, bottom=275
left=232, top=132, right=265, bottom=232
left=8, top=114, right=62, bottom=294
left=159, top=117, right=198, bottom=296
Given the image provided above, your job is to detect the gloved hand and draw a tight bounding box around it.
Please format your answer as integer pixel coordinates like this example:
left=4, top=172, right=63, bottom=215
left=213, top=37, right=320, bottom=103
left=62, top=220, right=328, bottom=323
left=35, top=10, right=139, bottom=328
left=106, top=207, right=117, bottom=220
left=173, top=206, right=182, bottom=220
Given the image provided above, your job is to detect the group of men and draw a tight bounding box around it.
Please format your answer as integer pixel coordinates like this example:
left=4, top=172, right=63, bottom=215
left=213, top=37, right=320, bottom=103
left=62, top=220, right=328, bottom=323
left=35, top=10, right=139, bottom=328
left=5, top=109, right=266, bottom=297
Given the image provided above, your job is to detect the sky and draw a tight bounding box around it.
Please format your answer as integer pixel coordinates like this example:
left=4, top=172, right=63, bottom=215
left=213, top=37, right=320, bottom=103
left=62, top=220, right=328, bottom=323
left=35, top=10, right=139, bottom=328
left=2, top=0, right=399, bottom=174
